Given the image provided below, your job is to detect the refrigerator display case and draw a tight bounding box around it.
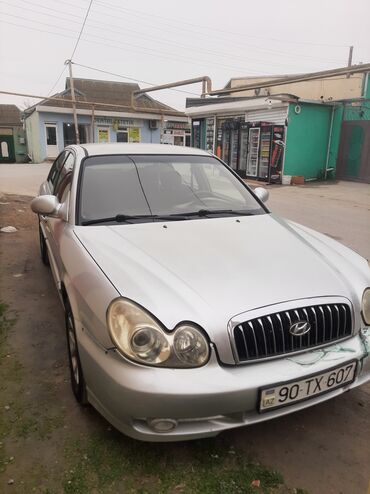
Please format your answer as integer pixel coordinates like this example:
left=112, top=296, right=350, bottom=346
left=246, top=128, right=260, bottom=177
left=258, top=125, right=272, bottom=180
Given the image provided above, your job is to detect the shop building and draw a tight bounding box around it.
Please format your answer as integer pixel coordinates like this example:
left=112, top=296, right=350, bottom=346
left=187, top=96, right=291, bottom=181
left=161, top=120, right=191, bottom=146
left=24, top=77, right=189, bottom=162
left=0, top=104, right=27, bottom=163
left=186, top=85, right=370, bottom=183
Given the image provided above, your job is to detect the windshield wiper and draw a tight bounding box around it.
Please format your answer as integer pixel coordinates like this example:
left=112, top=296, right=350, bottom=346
left=81, top=214, right=157, bottom=226
left=170, top=209, right=256, bottom=218
left=81, top=213, right=192, bottom=226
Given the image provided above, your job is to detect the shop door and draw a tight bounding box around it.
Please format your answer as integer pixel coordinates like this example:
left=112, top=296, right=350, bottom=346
left=246, top=128, right=260, bottom=177
left=45, top=124, right=58, bottom=159
left=336, top=121, right=370, bottom=183
left=0, top=135, right=15, bottom=163
left=117, top=130, right=128, bottom=142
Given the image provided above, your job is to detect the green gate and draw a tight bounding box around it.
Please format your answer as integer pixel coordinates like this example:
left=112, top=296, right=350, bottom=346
left=336, top=121, right=370, bottom=183
left=0, top=135, right=15, bottom=163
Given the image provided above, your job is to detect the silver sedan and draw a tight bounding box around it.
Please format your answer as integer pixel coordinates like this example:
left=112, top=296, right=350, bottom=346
left=31, top=143, right=370, bottom=442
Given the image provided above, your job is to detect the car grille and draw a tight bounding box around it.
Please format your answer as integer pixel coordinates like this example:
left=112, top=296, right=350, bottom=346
left=232, top=303, right=352, bottom=363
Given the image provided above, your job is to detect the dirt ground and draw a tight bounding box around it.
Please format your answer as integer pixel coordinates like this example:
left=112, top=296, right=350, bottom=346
left=0, top=193, right=370, bottom=494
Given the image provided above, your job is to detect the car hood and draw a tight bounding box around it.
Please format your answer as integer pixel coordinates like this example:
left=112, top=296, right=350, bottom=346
left=74, top=214, right=364, bottom=362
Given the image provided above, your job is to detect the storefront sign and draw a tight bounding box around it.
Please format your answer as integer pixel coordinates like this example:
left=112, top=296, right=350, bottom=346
left=95, top=117, right=142, bottom=127
left=165, top=121, right=189, bottom=130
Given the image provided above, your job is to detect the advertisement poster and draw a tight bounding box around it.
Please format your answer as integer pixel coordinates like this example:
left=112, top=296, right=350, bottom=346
left=98, top=128, right=109, bottom=143
left=128, top=128, right=140, bottom=143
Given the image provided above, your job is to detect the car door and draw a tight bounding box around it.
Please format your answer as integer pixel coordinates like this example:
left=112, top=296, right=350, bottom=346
left=43, top=151, right=76, bottom=288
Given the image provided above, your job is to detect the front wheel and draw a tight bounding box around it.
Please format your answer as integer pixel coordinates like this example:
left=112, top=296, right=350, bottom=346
left=65, top=301, right=88, bottom=405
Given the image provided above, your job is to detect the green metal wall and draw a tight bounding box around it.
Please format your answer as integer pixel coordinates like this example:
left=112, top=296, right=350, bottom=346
left=284, top=103, right=333, bottom=179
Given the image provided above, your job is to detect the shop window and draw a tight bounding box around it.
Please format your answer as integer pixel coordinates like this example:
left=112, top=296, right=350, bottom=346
left=63, top=124, right=87, bottom=146
left=174, top=135, right=185, bottom=146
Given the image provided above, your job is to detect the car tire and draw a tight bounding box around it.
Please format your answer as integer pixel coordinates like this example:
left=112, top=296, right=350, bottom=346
left=65, top=300, right=88, bottom=406
left=38, top=222, right=50, bottom=266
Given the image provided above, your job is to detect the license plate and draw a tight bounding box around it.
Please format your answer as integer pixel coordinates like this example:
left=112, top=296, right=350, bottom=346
left=259, top=361, right=357, bottom=413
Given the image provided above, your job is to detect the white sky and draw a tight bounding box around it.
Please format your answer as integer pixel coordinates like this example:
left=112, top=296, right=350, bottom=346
left=0, top=0, right=369, bottom=111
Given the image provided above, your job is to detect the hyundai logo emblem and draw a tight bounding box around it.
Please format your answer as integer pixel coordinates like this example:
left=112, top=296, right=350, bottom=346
left=289, top=320, right=311, bottom=336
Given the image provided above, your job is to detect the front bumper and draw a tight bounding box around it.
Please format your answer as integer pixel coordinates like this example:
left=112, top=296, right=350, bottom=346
left=77, top=324, right=370, bottom=442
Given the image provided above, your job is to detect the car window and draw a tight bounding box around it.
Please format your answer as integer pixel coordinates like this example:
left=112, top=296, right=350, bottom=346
left=47, top=151, right=67, bottom=192
left=79, top=156, right=151, bottom=222
left=78, top=154, right=265, bottom=224
left=57, top=173, right=72, bottom=202
left=134, top=155, right=264, bottom=215
left=54, top=152, right=75, bottom=196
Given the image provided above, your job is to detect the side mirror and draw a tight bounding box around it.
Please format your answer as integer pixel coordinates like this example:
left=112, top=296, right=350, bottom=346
left=254, top=187, right=269, bottom=203
left=31, top=195, right=63, bottom=218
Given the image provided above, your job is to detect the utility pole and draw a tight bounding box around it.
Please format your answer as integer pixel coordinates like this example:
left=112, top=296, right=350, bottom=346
left=347, top=46, right=353, bottom=78
left=66, top=59, right=80, bottom=144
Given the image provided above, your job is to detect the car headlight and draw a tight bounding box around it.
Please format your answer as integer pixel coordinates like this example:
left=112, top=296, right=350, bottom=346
left=362, top=288, right=370, bottom=325
left=107, top=298, right=210, bottom=367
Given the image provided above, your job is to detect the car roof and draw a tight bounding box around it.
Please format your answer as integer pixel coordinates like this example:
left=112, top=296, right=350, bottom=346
left=69, top=143, right=211, bottom=157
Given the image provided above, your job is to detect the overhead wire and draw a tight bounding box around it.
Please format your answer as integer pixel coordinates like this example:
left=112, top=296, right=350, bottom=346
left=69, top=0, right=94, bottom=60
left=46, top=65, right=67, bottom=96
left=46, top=0, right=350, bottom=49
left=0, top=15, right=283, bottom=74
left=92, top=0, right=351, bottom=49
left=71, top=62, right=200, bottom=96
left=1, top=0, right=344, bottom=66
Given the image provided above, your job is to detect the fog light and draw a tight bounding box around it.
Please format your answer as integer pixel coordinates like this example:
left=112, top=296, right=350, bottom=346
left=147, top=418, right=178, bottom=433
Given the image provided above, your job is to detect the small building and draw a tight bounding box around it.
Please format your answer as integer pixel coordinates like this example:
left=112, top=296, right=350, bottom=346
left=24, top=78, right=190, bottom=162
left=224, top=72, right=366, bottom=102
left=186, top=72, right=370, bottom=184
left=0, top=104, right=27, bottom=163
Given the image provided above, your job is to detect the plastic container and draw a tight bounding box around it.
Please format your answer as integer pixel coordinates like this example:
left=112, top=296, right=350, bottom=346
left=282, top=175, right=292, bottom=185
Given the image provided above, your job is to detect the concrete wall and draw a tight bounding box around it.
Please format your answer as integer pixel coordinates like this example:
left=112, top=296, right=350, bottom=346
left=228, top=74, right=365, bottom=101
left=284, top=103, right=332, bottom=179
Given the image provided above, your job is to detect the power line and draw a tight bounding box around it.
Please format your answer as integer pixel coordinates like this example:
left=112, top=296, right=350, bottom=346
left=1, top=1, right=344, bottom=66
left=70, top=0, right=94, bottom=60
left=0, top=89, right=183, bottom=116
left=0, top=11, right=342, bottom=78
left=0, top=15, right=276, bottom=74
left=92, top=0, right=350, bottom=49
left=46, top=65, right=67, bottom=96
left=46, top=0, right=350, bottom=49
left=72, top=62, right=200, bottom=96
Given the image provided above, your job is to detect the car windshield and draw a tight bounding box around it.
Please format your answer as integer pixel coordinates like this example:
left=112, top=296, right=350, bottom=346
left=78, top=154, right=266, bottom=224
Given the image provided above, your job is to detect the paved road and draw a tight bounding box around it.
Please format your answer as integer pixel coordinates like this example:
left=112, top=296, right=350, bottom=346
left=265, top=180, right=370, bottom=259
left=0, top=163, right=51, bottom=197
